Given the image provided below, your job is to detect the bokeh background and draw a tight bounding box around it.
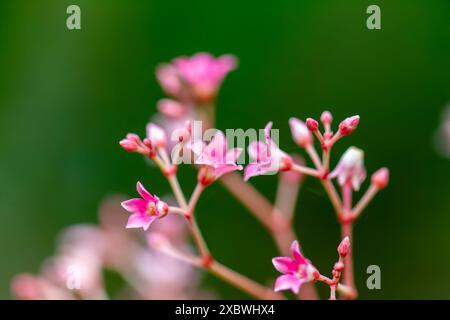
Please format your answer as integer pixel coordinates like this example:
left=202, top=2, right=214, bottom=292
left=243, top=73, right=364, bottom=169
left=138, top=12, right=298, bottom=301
left=1, top=0, right=449, bottom=299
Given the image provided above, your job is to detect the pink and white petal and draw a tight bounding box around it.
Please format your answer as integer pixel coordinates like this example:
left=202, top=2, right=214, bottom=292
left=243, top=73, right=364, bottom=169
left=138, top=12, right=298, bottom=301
left=136, top=182, right=155, bottom=202
left=213, top=164, right=243, bottom=178
left=121, top=198, right=148, bottom=214
left=248, top=141, right=270, bottom=162
left=225, top=148, right=242, bottom=164
left=126, top=213, right=146, bottom=229
left=272, top=257, right=298, bottom=274
left=146, top=123, right=167, bottom=147
left=204, top=131, right=227, bottom=164
left=244, top=163, right=263, bottom=181
left=142, top=216, right=157, bottom=231
left=274, top=274, right=302, bottom=294
left=217, top=54, right=237, bottom=73
left=290, top=241, right=307, bottom=265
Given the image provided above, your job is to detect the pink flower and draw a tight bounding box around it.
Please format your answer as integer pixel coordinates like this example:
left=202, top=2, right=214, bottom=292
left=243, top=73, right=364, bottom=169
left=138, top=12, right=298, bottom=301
left=190, top=131, right=243, bottom=185
left=121, top=182, right=169, bottom=231
left=157, top=53, right=237, bottom=103
left=174, top=53, right=237, bottom=102
left=272, top=241, right=319, bottom=294
left=244, top=122, right=293, bottom=181
left=329, top=146, right=366, bottom=191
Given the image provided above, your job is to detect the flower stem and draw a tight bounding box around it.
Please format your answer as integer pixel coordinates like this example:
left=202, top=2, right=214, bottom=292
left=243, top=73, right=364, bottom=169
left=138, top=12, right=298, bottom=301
left=350, top=185, right=379, bottom=221
left=220, top=172, right=319, bottom=299
left=153, top=238, right=283, bottom=300
left=341, top=183, right=356, bottom=297
left=167, top=174, right=188, bottom=209
left=209, top=261, right=283, bottom=300
left=291, top=164, right=321, bottom=177
left=166, top=174, right=210, bottom=259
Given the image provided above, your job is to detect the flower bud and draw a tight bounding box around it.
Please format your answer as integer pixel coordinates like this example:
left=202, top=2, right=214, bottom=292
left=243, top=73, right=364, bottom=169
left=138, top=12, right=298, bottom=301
left=306, top=118, right=319, bottom=132
left=334, top=261, right=345, bottom=272
left=321, top=111, right=333, bottom=125
left=338, top=115, right=360, bottom=136
left=338, top=237, right=351, bottom=258
left=120, top=133, right=141, bottom=152
left=371, top=167, right=389, bottom=189
left=289, top=118, right=312, bottom=147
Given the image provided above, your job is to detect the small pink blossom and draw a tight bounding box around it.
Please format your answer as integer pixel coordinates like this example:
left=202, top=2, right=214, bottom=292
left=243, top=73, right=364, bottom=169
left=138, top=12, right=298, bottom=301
left=157, top=53, right=237, bottom=103
left=121, top=182, right=169, bottom=231
left=146, top=123, right=167, bottom=149
left=289, top=118, right=312, bottom=147
left=329, top=146, right=366, bottom=191
left=244, top=122, right=293, bottom=181
left=190, top=131, right=243, bottom=185
left=371, top=167, right=389, bottom=189
left=272, top=241, right=319, bottom=294
left=338, top=115, right=360, bottom=136
left=173, top=53, right=237, bottom=102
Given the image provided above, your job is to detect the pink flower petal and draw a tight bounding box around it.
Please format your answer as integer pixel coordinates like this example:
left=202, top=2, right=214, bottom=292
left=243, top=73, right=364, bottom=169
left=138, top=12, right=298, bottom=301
left=248, top=141, right=270, bottom=162
left=136, top=182, right=155, bottom=202
left=126, top=213, right=147, bottom=229
left=272, top=257, right=298, bottom=274
left=121, top=198, right=148, bottom=214
left=225, top=148, right=242, bottom=164
left=274, top=274, right=303, bottom=294
left=290, top=241, right=307, bottom=265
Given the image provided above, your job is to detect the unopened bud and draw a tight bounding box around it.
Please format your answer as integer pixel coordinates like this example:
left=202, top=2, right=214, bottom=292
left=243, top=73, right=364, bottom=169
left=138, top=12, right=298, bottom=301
left=333, top=261, right=345, bottom=272
left=371, top=167, right=389, bottom=189
left=338, top=115, right=360, bottom=136
left=306, top=118, right=319, bottom=132
left=289, top=117, right=312, bottom=147
left=321, top=111, right=333, bottom=125
left=338, top=237, right=351, bottom=258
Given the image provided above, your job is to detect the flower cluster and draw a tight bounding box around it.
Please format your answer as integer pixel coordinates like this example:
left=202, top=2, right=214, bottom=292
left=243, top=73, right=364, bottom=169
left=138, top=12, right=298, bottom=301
left=12, top=52, right=389, bottom=300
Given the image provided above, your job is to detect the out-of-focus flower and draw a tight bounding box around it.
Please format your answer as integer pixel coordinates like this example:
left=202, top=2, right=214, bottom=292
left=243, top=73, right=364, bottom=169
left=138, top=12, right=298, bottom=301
left=245, top=122, right=293, bottom=181
left=156, top=64, right=183, bottom=98
left=121, top=182, right=169, bottom=231
left=157, top=53, right=237, bottom=104
left=289, top=118, right=313, bottom=147
left=146, top=123, right=167, bottom=149
left=329, top=146, right=366, bottom=191
left=157, top=99, right=186, bottom=119
left=190, top=131, right=243, bottom=186
left=272, top=241, right=319, bottom=294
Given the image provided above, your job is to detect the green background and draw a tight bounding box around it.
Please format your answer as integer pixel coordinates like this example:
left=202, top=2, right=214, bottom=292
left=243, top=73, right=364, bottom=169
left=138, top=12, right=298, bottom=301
left=0, top=0, right=449, bottom=299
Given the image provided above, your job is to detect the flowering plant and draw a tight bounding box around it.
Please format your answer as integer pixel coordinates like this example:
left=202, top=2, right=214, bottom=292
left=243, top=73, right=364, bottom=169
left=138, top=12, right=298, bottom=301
left=12, top=53, right=389, bottom=300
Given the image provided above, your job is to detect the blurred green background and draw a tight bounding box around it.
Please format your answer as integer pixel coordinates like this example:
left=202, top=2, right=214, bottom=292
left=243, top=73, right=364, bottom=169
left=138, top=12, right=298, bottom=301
left=1, top=0, right=449, bottom=299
